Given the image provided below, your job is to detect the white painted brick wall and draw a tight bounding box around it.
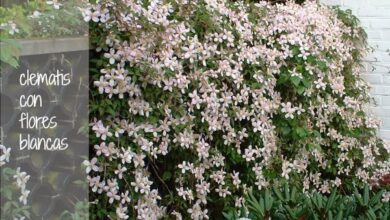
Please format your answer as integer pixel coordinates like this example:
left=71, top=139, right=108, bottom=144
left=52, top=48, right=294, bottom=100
left=322, top=0, right=390, bottom=139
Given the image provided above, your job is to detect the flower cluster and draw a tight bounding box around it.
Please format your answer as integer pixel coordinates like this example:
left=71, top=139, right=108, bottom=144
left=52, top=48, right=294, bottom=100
left=13, top=167, right=31, bottom=205
left=0, top=0, right=87, bottom=39
left=0, top=144, right=11, bottom=166
left=46, top=0, right=62, bottom=10
left=85, top=0, right=389, bottom=219
left=0, top=21, right=19, bottom=35
left=1, top=145, right=31, bottom=206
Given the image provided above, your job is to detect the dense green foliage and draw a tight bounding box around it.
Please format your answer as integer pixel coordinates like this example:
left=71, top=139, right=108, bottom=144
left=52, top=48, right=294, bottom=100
left=0, top=0, right=87, bottom=67
left=86, top=0, right=389, bottom=219
left=224, top=184, right=390, bottom=220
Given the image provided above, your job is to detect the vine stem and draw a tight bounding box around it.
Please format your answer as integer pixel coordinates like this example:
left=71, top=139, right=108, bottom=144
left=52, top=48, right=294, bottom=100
left=148, top=157, right=173, bottom=195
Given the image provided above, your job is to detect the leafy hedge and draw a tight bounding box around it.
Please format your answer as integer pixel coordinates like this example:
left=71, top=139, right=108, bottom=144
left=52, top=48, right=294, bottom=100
left=0, top=0, right=87, bottom=67
left=86, top=0, right=390, bottom=219
left=225, top=184, right=390, bottom=220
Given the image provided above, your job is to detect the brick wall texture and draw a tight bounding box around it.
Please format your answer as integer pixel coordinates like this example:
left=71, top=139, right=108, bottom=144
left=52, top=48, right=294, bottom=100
left=322, top=0, right=390, bottom=139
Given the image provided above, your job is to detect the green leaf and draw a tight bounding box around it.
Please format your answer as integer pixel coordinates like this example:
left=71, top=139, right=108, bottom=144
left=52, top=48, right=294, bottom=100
left=0, top=38, right=21, bottom=67
left=285, top=205, right=296, bottom=219
left=318, top=194, right=323, bottom=209
left=326, top=190, right=337, bottom=211
left=302, top=78, right=312, bottom=88
left=284, top=184, right=290, bottom=201
left=317, top=61, right=328, bottom=71
left=354, top=189, right=364, bottom=206
left=3, top=201, right=13, bottom=213
left=372, top=203, right=382, bottom=212
left=297, top=86, right=306, bottom=95
left=291, top=76, right=301, bottom=87
left=259, top=197, right=265, bottom=215
left=162, top=171, right=172, bottom=181
left=278, top=72, right=290, bottom=84
left=222, top=211, right=235, bottom=220
left=281, top=126, right=291, bottom=135
left=273, top=212, right=288, bottom=220
left=367, top=209, right=376, bottom=220
left=295, top=127, right=307, bottom=138
left=248, top=191, right=264, bottom=216
left=4, top=187, right=12, bottom=200
left=265, top=189, right=273, bottom=211
left=291, top=186, right=297, bottom=201
left=336, top=210, right=343, bottom=220
left=273, top=187, right=285, bottom=202
left=363, top=184, right=369, bottom=206
left=327, top=211, right=333, bottom=220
